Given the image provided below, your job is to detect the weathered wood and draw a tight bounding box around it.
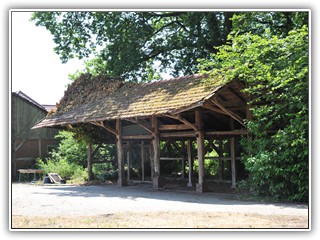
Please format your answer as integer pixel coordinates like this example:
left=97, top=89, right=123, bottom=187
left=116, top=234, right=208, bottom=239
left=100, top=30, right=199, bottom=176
left=149, top=144, right=154, bottom=179
left=120, top=130, right=248, bottom=140
left=218, top=138, right=223, bottom=181
left=87, top=143, right=93, bottom=181
left=127, top=150, right=130, bottom=181
left=122, top=135, right=153, bottom=140
left=211, top=99, right=245, bottom=127
left=202, top=103, right=227, bottom=115
left=196, top=131, right=205, bottom=185
left=162, top=113, right=198, bottom=131
left=171, top=141, right=184, bottom=155
left=230, top=119, right=236, bottom=188
left=14, top=139, right=27, bottom=152
left=159, top=124, right=193, bottom=131
left=204, top=156, right=241, bottom=160
left=38, top=139, right=42, bottom=158
left=206, top=130, right=248, bottom=136
left=160, top=131, right=196, bottom=138
left=91, top=121, right=117, bottom=136
left=152, top=115, right=163, bottom=188
left=227, top=86, right=247, bottom=104
left=125, top=118, right=153, bottom=134
left=141, top=141, right=145, bottom=181
left=160, top=157, right=183, bottom=161
left=181, top=147, right=186, bottom=179
left=195, top=109, right=205, bottom=192
left=116, top=118, right=126, bottom=186
left=187, top=140, right=193, bottom=187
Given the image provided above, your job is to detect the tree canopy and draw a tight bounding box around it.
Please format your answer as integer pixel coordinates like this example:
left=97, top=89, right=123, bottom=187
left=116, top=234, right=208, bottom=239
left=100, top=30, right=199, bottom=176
left=199, top=23, right=309, bottom=202
left=31, top=11, right=307, bottom=81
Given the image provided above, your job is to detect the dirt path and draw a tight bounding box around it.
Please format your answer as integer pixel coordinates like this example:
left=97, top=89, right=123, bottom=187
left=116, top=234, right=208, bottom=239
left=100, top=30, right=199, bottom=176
left=11, top=183, right=309, bottom=228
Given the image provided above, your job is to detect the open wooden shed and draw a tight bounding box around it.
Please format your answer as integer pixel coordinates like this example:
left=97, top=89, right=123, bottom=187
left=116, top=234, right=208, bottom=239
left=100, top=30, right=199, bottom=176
left=33, top=73, right=251, bottom=192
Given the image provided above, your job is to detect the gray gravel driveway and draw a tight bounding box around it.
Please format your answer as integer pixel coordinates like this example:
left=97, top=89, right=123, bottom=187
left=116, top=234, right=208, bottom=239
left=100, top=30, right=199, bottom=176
left=11, top=183, right=308, bottom=217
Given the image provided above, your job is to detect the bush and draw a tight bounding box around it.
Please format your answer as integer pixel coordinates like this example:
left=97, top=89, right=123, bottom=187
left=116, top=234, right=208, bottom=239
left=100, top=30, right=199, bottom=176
left=92, top=163, right=118, bottom=181
left=36, top=158, right=88, bottom=183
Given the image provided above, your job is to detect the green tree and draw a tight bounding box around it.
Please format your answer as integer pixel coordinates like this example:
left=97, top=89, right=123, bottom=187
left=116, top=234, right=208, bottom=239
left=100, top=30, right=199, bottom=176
left=48, top=131, right=88, bottom=167
left=199, top=24, right=309, bottom=202
left=31, top=11, right=307, bottom=82
left=31, top=11, right=236, bottom=81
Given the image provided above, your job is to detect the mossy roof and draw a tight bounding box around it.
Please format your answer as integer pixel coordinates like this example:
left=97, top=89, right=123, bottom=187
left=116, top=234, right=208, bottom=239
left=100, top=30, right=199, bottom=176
left=33, top=73, right=226, bottom=129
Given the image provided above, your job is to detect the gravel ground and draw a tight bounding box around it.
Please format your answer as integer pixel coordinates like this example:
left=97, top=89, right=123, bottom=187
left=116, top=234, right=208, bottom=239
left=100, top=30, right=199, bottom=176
left=11, top=182, right=308, bottom=218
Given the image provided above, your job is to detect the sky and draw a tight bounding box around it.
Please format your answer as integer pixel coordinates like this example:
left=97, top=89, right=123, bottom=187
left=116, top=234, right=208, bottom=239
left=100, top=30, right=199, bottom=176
left=11, top=11, right=85, bottom=105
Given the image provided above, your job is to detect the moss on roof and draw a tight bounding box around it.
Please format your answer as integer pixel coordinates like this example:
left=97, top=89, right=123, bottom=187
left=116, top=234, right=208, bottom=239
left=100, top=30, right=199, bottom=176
left=33, top=73, right=226, bottom=129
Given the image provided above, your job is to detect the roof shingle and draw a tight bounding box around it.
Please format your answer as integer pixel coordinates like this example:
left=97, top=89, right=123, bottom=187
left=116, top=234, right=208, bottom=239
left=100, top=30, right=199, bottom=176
left=33, top=73, right=226, bottom=129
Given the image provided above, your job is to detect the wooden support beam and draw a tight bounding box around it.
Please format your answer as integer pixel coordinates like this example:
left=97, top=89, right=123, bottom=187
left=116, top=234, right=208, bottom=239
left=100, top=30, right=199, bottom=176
left=160, top=157, right=183, bottom=161
left=125, top=118, right=153, bottom=134
left=171, top=141, right=184, bottom=155
left=211, top=99, right=245, bottom=127
left=162, top=113, right=198, bottom=131
left=195, top=109, right=205, bottom=192
left=87, top=143, right=93, bottom=181
left=122, top=135, right=153, bottom=140
left=218, top=138, right=223, bottom=181
left=159, top=123, right=193, bottom=131
left=204, top=139, right=222, bottom=157
left=187, top=140, right=193, bottom=187
left=230, top=119, right=236, bottom=188
left=181, top=153, right=186, bottom=179
left=202, top=103, right=227, bottom=115
left=15, top=139, right=26, bottom=152
left=206, top=130, right=248, bottom=136
left=91, top=121, right=117, bottom=136
left=116, top=118, right=126, bottom=186
left=149, top=144, right=154, bottom=180
left=227, top=86, right=247, bottom=104
left=152, top=115, right=163, bottom=188
left=127, top=150, right=130, bottom=181
left=141, top=141, right=145, bottom=181
left=160, top=131, right=196, bottom=138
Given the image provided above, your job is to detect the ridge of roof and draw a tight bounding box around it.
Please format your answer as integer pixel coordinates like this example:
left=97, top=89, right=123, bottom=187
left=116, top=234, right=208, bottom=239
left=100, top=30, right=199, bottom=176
left=13, top=91, right=47, bottom=112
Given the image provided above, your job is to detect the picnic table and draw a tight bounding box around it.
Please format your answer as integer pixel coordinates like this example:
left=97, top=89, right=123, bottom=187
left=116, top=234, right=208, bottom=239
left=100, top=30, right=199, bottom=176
left=18, top=169, right=44, bottom=182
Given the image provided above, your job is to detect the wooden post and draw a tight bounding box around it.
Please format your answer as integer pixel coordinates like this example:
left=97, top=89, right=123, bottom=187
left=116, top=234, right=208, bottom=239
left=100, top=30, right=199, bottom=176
left=195, top=109, right=205, bottom=192
left=181, top=156, right=185, bottom=179
left=150, top=144, right=154, bottom=180
left=38, top=139, right=42, bottom=158
left=230, top=118, right=236, bottom=188
left=87, top=143, right=93, bottom=181
left=187, top=139, right=193, bottom=187
left=116, top=118, right=127, bottom=186
left=141, top=141, right=145, bottom=181
left=127, top=149, right=130, bottom=181
left=152, top=115, right=163, bottom=188
left=181, top=141, right=186, bottom=179
left=218, top=138, right=224, bottom=181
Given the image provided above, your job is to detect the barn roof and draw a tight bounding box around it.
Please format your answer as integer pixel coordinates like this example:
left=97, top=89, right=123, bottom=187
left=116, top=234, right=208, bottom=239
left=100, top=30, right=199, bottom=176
left=33, top=73, right=228, bottom=129
left=13, top=91, right=47, bottom=112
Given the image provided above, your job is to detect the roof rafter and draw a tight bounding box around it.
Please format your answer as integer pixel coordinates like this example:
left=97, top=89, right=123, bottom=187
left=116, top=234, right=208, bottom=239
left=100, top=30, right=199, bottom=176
left=124, top=118, right=153, bottom=134
left=162, top=113, right=198, bottom=132
left=211, top=99, right=245, bottom=127
left=90, top=121, right=117, bottom=136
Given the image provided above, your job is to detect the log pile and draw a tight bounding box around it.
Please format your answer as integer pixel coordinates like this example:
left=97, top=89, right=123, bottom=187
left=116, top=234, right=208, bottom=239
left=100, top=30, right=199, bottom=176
left=51, top=74, right=124, bottom=117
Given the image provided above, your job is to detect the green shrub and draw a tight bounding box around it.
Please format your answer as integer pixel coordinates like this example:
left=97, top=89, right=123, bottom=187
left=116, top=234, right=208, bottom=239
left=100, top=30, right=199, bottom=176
left=36, top=158, right=87, bottom=182
left=92, top=163, right=118, bottom=181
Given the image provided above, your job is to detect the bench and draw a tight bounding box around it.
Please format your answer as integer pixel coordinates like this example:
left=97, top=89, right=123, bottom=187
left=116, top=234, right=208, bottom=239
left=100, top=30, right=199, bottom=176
left=18, top=169, right=44, bottom=182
